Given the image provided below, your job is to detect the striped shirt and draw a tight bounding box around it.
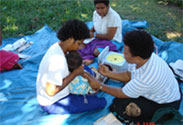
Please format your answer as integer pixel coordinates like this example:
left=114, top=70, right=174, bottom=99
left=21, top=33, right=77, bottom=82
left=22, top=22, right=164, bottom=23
left=122, top=53, right=181, bottom=104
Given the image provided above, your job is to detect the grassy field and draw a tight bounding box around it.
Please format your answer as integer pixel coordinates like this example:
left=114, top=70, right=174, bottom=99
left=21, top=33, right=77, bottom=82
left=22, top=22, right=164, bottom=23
left=0, top=0, right=182, bottom=42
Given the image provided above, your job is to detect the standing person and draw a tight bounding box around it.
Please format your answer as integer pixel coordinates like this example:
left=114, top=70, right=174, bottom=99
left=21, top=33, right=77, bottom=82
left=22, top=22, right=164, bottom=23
left=78, top=0, right=122, bottom=65
left=83, top=30, right=181, bottom=122
left=36, top=19, right=106, bottom=115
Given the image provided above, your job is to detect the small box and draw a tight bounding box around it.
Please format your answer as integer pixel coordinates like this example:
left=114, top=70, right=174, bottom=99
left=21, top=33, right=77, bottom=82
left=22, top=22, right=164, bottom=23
left=98, top=46, right=127, bottom=72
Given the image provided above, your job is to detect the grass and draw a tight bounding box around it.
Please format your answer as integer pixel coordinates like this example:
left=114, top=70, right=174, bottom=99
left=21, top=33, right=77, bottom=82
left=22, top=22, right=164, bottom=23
left=0, top=0, right=182, bottom=42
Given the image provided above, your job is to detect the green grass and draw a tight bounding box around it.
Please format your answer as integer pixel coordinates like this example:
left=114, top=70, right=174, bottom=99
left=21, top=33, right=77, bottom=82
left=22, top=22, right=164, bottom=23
left=0, top=0, right=182, bottom=42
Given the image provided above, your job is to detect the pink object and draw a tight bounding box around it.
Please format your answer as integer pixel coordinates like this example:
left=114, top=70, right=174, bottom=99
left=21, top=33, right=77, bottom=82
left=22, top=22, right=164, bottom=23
left=0, top=50, right=19, bottom=71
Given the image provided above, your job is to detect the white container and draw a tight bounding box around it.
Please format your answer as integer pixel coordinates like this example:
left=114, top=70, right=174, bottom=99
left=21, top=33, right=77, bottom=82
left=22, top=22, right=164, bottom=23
left=98, top=46, right=127, bottom=72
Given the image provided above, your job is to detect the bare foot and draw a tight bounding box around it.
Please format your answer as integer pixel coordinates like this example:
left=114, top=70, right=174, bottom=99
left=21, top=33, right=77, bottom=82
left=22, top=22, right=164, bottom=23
left=12, top=63, right=22, bottom=69
left=1, top=63, right=22, bottom=72
left=94, top=48, right=100, bottom=56
left=83, top=59, right=94, bottom=65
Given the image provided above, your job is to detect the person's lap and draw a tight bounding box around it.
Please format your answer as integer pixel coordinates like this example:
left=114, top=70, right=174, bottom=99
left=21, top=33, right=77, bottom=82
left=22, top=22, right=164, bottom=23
left=97, top=40, right=123, bottom=53
left=110, top=96, right=181, bottom=122
left=41, top=94, right=106, bottom=114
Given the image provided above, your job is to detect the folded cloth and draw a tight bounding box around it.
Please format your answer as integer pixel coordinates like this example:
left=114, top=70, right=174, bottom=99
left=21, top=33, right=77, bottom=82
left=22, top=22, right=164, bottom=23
left=0, top=50, right=19, bottom=71
left=169, top=59, right=183, bottom=80
left=78, top=38, right=118, bottom=60
left=2, top=38, right=26, bottom=51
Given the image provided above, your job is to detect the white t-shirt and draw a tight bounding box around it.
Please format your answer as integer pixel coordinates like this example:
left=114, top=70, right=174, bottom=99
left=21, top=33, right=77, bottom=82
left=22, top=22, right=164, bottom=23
left=93, top=7, right=122, bottom=43
left=36, top=42, right=70, bottom=106
left=123, top=53, right=181, bottom=104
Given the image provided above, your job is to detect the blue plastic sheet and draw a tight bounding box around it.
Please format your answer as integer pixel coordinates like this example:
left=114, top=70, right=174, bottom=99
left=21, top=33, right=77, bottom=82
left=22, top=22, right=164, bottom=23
left=0, top=20, right=182, bottom=125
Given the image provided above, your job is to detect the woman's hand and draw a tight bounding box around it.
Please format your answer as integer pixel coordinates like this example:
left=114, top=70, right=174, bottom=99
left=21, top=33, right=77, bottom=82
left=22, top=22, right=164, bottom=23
left=98, top=64, right=110, bottom=77
left=90, top=31, right=94, bottom=38
left=90, top=27, right=95, bottom=38
left=82, top=72, right=101, bottom=90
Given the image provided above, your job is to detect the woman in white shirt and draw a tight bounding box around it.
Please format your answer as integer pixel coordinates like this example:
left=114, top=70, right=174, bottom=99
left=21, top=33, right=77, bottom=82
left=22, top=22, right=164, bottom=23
left=90, top=0, right=122, bottom=44
left=79, top=0, right=123, bottom=65
left=36, top=19, right=106, bottom=115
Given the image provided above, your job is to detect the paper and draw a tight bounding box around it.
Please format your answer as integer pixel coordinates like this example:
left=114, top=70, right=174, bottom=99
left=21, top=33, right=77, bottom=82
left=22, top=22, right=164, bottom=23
left=94, top=112, right=123, bottom=125
left=18, top=53, right=31, bottom=59
left=83, top=38, right=95, bottom=44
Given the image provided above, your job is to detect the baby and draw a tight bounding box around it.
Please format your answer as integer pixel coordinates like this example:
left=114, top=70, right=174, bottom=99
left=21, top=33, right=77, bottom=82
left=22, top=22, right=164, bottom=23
left=66, top=51, right=111, bottom=94
left=66, top=50, right=83, bottom=73
left=66, top=51, right=96, bottom=94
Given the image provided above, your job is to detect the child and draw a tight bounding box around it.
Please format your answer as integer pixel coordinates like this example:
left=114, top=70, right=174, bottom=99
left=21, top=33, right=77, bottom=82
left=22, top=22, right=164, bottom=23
left=66, top=50, right=96, bottom=94
left=66, top=50, right=111, bottom=94
left=66, top=50, right=83, bottom=73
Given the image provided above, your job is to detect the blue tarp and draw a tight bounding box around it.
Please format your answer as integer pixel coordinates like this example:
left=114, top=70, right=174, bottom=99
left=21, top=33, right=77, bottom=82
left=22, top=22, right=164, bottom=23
left=0, top=20, right=183, bottom=125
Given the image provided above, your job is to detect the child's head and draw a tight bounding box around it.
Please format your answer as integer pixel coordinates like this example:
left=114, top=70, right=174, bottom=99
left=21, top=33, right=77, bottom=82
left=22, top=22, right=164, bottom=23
left=66, top=50, right=83, bottom=72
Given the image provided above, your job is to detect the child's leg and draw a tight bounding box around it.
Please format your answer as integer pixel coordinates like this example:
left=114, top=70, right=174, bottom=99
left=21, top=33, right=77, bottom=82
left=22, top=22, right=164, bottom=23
left=82, top=48, right=99, bottom=65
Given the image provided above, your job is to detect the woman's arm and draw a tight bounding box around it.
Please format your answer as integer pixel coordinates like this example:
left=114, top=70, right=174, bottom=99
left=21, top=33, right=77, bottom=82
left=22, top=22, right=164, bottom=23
left=90, top=26, right=95, bottom=33
left=96, top=27, right=117, bottom=40
left=46, top=65, right=84, bottom=96
left=83, top=72, right=129, bottom=98
left=98, top=64, right=131, bottom=83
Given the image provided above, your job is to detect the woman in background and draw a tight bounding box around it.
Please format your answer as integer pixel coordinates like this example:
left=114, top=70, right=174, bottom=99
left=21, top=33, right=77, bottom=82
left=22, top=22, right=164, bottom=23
left=78, top=0, right=122, bottom=65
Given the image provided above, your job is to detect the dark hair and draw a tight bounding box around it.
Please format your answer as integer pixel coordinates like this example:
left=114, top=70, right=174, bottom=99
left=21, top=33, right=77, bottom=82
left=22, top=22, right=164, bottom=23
left=94, top=0, right=109, bottom=6
left=66, top=50, right=82, bottom=72
left=57, top=19, right=90, bottom=42
left=123, top=30, right=154, bottom=59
